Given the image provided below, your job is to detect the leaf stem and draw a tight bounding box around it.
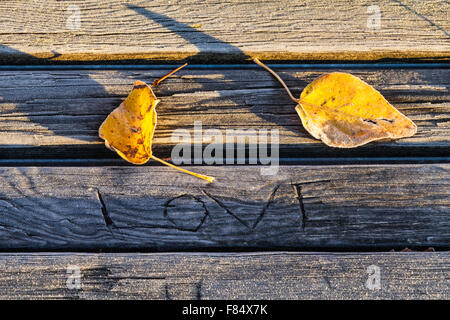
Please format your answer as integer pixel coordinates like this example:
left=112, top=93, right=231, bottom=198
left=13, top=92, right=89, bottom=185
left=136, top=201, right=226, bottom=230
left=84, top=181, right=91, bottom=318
left=253, top=58, right=299, bottom=104
left=150, top=63, right=213, bottom=182
left=151, top=155, right=215, bottom=183
left=152, top=63, right=188, bottom=87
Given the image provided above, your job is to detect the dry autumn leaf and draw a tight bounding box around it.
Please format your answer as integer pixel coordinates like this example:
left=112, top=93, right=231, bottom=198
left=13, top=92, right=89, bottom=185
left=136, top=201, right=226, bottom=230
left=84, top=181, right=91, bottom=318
left=99, top=64, right=214, bottom=183
left=253, top=58, right=417, bottom=148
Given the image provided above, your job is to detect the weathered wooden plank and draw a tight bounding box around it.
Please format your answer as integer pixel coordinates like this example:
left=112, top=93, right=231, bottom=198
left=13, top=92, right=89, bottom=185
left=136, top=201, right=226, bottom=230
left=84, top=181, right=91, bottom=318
left=0, top=165, right=448, bottom=250
left=0, top=68, right=448, bottom=159
left=0, top=252, right=448, bottom=299
left=0, top=0, right=449, bottom=63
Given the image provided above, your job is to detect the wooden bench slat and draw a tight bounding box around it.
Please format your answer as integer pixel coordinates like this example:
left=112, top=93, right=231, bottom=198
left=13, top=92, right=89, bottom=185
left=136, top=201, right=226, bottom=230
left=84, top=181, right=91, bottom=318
left=0, top=165, right=448, bottom=250
left=0, top=68, right=448, bottom=160
left=0, top=0, right=449, bottom=63
left=0, top=252, right=448, bottom=299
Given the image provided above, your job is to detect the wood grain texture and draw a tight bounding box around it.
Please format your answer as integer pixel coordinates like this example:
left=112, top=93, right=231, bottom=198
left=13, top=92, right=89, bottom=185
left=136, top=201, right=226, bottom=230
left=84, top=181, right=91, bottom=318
left=0, top=68, right=448, bottom=160
left=0, top=165, right=448, bottom=250
left=0, top=0, right=449, bottom=63
left=0, top=252, right=448, bottom=299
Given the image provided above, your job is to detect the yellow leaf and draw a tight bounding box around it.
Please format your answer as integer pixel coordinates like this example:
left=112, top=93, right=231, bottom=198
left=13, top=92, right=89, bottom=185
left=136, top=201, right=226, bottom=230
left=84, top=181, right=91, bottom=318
left=99, top=65, right=214, bottom=183
left=253, top=58, right=417, bottom=148
left=99, top=80, right=158, bottom=164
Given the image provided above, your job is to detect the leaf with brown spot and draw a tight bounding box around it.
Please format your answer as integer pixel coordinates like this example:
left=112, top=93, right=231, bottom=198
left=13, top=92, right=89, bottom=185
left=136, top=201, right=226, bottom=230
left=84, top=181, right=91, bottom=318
left=99, top=64, right=214, bottom=183
left=253, top=58, right=417, bottom=148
